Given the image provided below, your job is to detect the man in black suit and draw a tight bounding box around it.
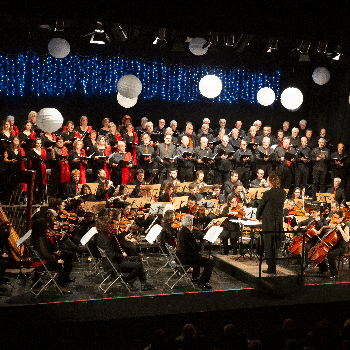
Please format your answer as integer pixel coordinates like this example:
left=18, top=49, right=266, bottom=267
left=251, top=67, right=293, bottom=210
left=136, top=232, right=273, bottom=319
left=176, top=214, right=213, bottom=289
left=327, top=177, right=346, bottom=206
left=155, top=134, right=177, bottom=185
left=256, top=173, right=286, bottom=274
left=95, top=169, right=115, bottom=201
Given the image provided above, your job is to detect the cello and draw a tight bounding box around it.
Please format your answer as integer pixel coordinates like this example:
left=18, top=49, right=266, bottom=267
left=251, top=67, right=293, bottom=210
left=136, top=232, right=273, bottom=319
left=308, top=221, right=345, bottom=264
left=288, top=220, right=316, bottom=256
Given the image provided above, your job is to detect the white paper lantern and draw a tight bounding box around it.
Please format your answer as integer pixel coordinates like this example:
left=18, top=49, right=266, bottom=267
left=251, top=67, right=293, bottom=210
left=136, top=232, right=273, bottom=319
left=312, top=67, right=330, bottom=85
left=280, top=87, right=303, bottom=111
left=48, top=38, right=70, bottom=59
left=257, top=87, right=276, bottom=106
left=117, top=93, right=138, bottom=108
left=117, top=75, right=142, bottom=99
left=199, top=75, right=222, bottom=98
left=37, top=108, right=64, bottom=133
left=189, top=37, right=209, bottom=56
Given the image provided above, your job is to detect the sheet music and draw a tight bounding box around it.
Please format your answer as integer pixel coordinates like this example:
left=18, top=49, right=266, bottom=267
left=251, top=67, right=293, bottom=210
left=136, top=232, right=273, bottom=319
left=80, top=227, right=98, bottom=245
left=229, top=219, right=261, bottom=227
left=204, top=226, right=223, bottom=243
left=145, top=224, right=163, bottom=243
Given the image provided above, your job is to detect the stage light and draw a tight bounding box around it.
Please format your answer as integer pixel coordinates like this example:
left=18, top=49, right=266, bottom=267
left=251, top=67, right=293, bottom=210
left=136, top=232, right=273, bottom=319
left=267, top=38, right=278, bottom=53
left=199, top=75, right=222, bottom=98
left=332, top=44, right=342, bottom=61
left=153, top=28, right=167, bottom=45
left=298, top=40, right=311, bottom=62
left=48, top=38, right=70, bottom=58
left=317, top=41, right=328, bottom=54
left=225, top=33, right=235, bottom=46
left=54, top=19, right=65, bottom=32
left=111, top=23, right=128, bottom=42
left=312, top=67, right=330, bottom=85
left=280, top=87, right=303, bottom=111
left=189, top=37, right=209, bottom=56
left=257, top=87, right=275, bottom=106
left=90, top=21, right=111, bottom=44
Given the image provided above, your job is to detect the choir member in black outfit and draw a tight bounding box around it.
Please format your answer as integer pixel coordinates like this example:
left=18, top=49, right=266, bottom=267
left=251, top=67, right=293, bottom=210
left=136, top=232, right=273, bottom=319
left=28, top=138, right=48, bottom=204
left=176, top=214, right=213, bottom=289
left=106, top=122, right=122, bottom=152
left=61, top=121, right=78, bottom=151
left=31, top=209, right=73, bottom=294
left=91, top=134, right=111, bottom=181
left=194, top=136, right=213, bottom=183
left=255, top=137, right=275, bottom=176
left=290, top=127, right=301, bottom=148
left=220, top=194, right=243, bottom=255
left=214, top=135, right=234, bottom=185
left=179, top=123, right=197, bottom=148
left=76, top=115, right=92, bottom=138
left=68, top=139, right=88, bottom=183
left=95, top=169, right=115, bottom=202
left=295, top=136, right=312, bottom=192
left=234, top=139, right=254, bottom=189
left=176, top=135, right=195, bottom=182
left=98, top=117, right=110, bottom=137
left=256, top=173, right=286, bottom=274
left=330, top=143, right=348, bottom=185
left=136, top=133, right=158, bottom=181
left=83, top=129, right=97, bottom=156
left=18, top=121, right=36, bottom=149
left=155, top=134, right=177, bottom=185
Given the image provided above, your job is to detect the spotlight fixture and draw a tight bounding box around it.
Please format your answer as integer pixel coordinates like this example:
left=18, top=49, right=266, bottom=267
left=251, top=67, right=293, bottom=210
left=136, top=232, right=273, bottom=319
left=234, top=34, right=253, bottom=54
left=224, top=33, right=235, bottom=46
left=332, top=44, right=342, bottom=60
left=111, top=23, right=128, bottom=42
left=267, top=38, right=278, bottom=53
left=54, top=19, right=65, bottom=32
left=317, top=41, right=328, bottom=54
left=298, top=40, right=311, bottom=62
left=90, top=21, right=111, bottom=45
left=153, top=28, right=167, bottom=45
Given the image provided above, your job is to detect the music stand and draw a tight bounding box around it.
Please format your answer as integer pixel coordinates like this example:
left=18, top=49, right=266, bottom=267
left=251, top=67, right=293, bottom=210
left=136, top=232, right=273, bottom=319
left=80, top=227, right=98, bottom=246
left=148, top=203, right=171, bottom=216
left=126, top=197, right=150, bottom=209
left=172, top=196, right=189, bottom=210
left=316, top=193, right=334, bottom=204
left=197, top=200, right=217, bottom=208
left=175, top=182, right=192, bottom=194
left=14, top=229, right=32, bottom=284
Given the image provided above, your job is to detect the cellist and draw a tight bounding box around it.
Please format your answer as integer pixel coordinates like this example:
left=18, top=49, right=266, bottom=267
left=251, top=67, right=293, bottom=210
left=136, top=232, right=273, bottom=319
left=312, top=210, right=349, bottom=278
left=293, top=206, right=327, bottom=270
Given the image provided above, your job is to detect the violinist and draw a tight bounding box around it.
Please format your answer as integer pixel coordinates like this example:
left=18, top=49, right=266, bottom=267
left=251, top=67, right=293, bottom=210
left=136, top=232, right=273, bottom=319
left=158, top=182, right=174, bottom=203
left=109, top=141, right=134, bottom=185
left=283, top=199, right=299, bottom=231
left=314, top=210, right=350, bottom=278
left=110, top=184, right=130, bottom=208
left=160, top=210, right=177, bottom=252
left=220, top=194, right=245, bottom=255
left=232, top=181, right=247, bottom=206
left=206, top=184, right=226, bottom=204
left=325, top=201, right=340, bottom=223
left=139, top=186, right=157, bottom=204
left=96, top=209, right=155, bottom=291
left=31, top=209, right=74, bottom=294
left=96, top=169, right=115, bottom=202
left=69, top=199, right=93, bottom=245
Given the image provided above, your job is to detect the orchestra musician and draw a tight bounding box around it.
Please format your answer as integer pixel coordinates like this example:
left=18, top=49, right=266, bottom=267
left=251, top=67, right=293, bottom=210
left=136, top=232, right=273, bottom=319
left=158, top=182, right=174, bottom=203
left=232, top=181, right=247, bottom=205
left=220, top=194, right=245, bottom=255
left=250, top=169, right=269, bottom=188
left=110, top=184, right=130, bottom=208
left=223, top=171, right=239, bottom=198
left=327, top=177, right=346, bottom=206
left=96, top=169, right=115, bottom=202
left=64, top=169, right=81, bottom=202
left=161, top=167, right=179, bottom=192
left=160, top=209, right=177, bottom=252
left=31, top=209, right=74, bottom=294
left=176, top=214, right=213, bottom=289
left=206, top=184, right=225, bottom=204
left=129, top=169, right=147, bottom=198
left=96, top=209, right=155, bottom=291
left=283, top=199, right=299, bottom=231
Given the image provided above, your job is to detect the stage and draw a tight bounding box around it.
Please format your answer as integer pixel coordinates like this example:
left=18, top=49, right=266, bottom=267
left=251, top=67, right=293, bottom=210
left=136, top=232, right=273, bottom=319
left=1, top=250, right=350, bottom=349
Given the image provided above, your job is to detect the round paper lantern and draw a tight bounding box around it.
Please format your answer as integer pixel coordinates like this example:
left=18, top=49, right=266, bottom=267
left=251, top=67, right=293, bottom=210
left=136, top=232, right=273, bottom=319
left=312, top=67, right=330, bottom=85
left=48, top=38, right=70, bottom=59
left=199, top=75, right=222, bottom=98
left=189, top=37, right=209, bottom=56
left=280, top=87, right=303, bottom=111
left=37, top=108, right=64, bottom=133
left=257, top=87, right=276, bottom=106
left=117, top=75, right=142, bottom=99
left=117, top=93, right=138, bottom=108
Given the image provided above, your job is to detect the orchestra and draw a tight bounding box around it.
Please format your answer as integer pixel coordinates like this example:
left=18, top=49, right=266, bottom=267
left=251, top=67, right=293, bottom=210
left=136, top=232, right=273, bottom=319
left=2, top=111, right=350, bottom=292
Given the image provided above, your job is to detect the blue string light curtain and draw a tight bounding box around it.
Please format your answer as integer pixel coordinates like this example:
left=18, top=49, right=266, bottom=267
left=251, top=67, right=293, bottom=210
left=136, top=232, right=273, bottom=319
left=0, top=53, right=280, bottom=104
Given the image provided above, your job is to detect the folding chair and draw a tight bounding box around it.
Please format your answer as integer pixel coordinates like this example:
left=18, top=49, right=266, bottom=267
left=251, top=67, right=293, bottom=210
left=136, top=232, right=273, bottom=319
left=163, top=243, right=196, bottom=290
left=97, top=247, right=131, bottom=293
left=155, top=243, right=176, bottom=275
left=28, top=247, right=63, bottom=297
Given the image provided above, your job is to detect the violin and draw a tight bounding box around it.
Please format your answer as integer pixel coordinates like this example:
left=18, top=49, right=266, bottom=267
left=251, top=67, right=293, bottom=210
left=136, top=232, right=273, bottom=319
left=190, top=205, right=206, bottom=215
left=308, top=221, right=345, bottom=264
left=77, top=209, right=96, bottom=222
left=60, top=210, right=78, bottom=222
left=288, top=206, right=307, bottom=216
left=229, top=203, right=246, bottom=219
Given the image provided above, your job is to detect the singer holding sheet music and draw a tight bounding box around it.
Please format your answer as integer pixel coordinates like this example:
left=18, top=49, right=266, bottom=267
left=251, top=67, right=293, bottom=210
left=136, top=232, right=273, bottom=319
left=214, top=135, right=234, bottom=185
left=176, top=135, right=194, bottom=182
left=155, top=134, right=176, bottom=185
left=68, top=139, right=88, bottom=184
left=109, top=141, right=134, bottom=185
left=194, top=136, right=213, bottom=183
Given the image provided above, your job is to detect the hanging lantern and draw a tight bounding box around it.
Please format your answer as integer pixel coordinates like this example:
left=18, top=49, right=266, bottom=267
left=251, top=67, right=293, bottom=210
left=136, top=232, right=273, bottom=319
left=117, top=75, right=142, bottom=99
left=189, top=37, right=209, bottom=56
left=280, top=87, right=303, bottom=111
left=312, top=67, right=330, bottom=85
left=37, top=108, right=64, bottom=132
left=199, top=75, right=222, bottom=98
left=117, top=93, right=138, bottom=108
left=257, top=87, right=276, bottom=106
left=48, top=38, right=70, bottom=59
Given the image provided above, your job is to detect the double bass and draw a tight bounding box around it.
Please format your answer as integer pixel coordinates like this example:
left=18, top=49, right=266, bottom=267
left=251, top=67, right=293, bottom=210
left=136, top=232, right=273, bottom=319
left=308, top=221, right=345, bottom=264
left=288, top=220, right=317, bottom=256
